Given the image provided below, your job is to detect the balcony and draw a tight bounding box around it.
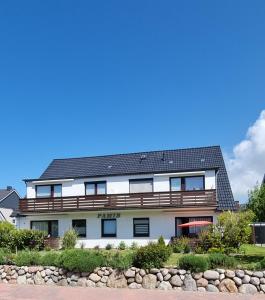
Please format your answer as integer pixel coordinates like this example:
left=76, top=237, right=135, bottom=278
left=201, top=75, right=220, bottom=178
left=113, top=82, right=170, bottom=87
left=19, top=190, right=217, bottom=213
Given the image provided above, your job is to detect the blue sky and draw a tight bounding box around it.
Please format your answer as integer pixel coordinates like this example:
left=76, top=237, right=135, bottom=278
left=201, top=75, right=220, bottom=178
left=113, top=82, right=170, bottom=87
left=0, top=1, right=265, bottom=198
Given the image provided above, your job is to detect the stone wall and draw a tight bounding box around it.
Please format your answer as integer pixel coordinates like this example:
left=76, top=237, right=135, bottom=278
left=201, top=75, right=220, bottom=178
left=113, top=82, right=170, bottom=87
left=0, top=265, right=265, bottom=295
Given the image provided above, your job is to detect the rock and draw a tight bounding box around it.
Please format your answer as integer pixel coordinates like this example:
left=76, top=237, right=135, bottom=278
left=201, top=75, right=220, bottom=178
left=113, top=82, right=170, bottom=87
left=89, top=273, right=101, bottom=283
left=69, top=281, right=77, bottom=287
left=219, top=278, right=238, bottom=293
left=124, top=269, right=135, bottom=278
left=26, top=273, right=32, bottom=278
left=51, top=275, right=58, bottom=283
left=135, top=273, right=142, bottom=284
left=157, top=281, right=172, bottom=290
left=164, top=274, right=171, bottom=281
left=197, top=278, right=208, bottom=287
left=233, top=277, right=242, bottom=286
left=260, top=278, right=265, bottom=284
left=170, top=275, right=182, bottom=287
left=203, top=270, right=219, bottom=280
left=206, top=284, right=219, bottom=292
left=107, top=271, right=127, bottom=288
left=41, top=270, right=46, bottom=278
left=161, top=269, right=168, bottom=276
left=101, top=276, right=108, bottom=283
left=97, top=270, right=104, bottom=276
left=150, top=268, right=159, bottom=274
left=225, top=270, right=235, bottom=278
left=245, top=270, right=253, bottom=276
left=198, top=287, right=206, bottom=292
left=179, top=269, right=186, bottom=275
left=253, top=271, right=263, bottom=278
left=128, top=282, right=142, bottom=289
left=96, top=281, right=106, bottom=288
left=157, top=272, right=163, bottom=282
left=18, top=269, right=25, bottom=276
left=127, top=278, right=135, bottom=284
left=250, top=277, right=260, bottom=286
left=216, top=269, right=225, bottom=274
left=27, top=278, right=34, bottom=285
left=46, top=279, right=55, bottom=285
left=139, top=269, right=146, bottom=277
left=58, top=279, right=68, bottom=286
left=235, top=270, right=245, bottom=278
left=28, top=267, right=39, bottom=273
left=45, top=269, right=53, bottom=276
left=34, top=272, right=44, bottom=285
left=193, top=272, right=203, bottom=280
left=260, top=285, right=265, bottom=293
left=169, top=269, right=178, bottom=275
left=17, top=275, right=27, bottom=285
left=142, top=274, right=157, bottom=289
left=214, top=280, right=220, bottom=286
left=77, top=278, right=87, bottom=287
left=81, top=272, right=90, bottom=277
left=242, top=275, right=251, bottom=284
left=239, top=284, right=258, bottom=294
left=86, top=280, right=96, bottom=288
left=71, top=274, right=79, bottom=281
left=183, top=275, right=196, bottom=291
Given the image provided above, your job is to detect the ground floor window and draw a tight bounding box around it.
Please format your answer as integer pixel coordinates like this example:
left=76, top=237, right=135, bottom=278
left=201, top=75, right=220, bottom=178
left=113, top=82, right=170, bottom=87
left=133, top=218, right=149, bottom=237
left=175, top=216, right=213, bottom=237
left=31, top=220, right=58, bottom=237
left=101, top=219, right=116, bottom=237
left=72, top=219, right=86, bottom=237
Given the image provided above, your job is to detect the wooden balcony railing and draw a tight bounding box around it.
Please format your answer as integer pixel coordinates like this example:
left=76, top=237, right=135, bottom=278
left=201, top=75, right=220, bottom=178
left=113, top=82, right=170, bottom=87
left=19, top=190, right=217, bottom=213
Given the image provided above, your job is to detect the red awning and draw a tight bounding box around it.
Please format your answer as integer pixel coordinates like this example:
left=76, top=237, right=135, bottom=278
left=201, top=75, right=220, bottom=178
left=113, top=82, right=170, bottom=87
left=178, top=221, right=212, bottom=228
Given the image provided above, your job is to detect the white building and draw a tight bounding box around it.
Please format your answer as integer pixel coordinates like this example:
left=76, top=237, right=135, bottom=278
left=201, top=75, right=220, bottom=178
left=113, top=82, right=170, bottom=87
left=17, top=146, right=236, bottom=248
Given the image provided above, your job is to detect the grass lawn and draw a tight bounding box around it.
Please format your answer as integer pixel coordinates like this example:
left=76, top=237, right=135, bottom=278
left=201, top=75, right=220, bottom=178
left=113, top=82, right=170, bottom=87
left=165, top=244, right=265, bottom=269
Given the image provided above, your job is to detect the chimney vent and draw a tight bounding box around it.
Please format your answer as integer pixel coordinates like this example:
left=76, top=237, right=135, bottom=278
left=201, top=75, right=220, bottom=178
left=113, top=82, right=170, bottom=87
left=6, top=186, right=12, bottom=191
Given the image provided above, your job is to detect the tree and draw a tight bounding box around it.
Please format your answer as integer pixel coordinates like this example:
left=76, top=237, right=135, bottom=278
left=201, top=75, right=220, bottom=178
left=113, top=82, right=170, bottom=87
left=247, top=184, right=265, bottom=222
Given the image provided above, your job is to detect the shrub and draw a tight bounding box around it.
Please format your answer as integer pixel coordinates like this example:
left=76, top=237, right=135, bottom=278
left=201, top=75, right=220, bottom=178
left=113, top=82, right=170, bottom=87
left=58, top=249, right=104, bottom=272
left=208, top=253, right=237, bottom=269
left=133, top=242, right=172, bottom=269
left=105, top=243, right=113, bottom=250
left=62, top=229, right=77, bottom=249
left=259, top=257, right=265, bottom=269
left=179, top=255, right=209, bottom=272
left=39, top=251, right=61, bottom=266
left=103, top=251, right=134, bottom=270
left=130, top=242, right=138, bottom=250
left=0, top=222, right=15, bottom=249
left=0, top=248, right=12, bottom=265
left=12, top=229, right=45, bottom=251
left=171, top=237, right=190, bottom=253
left=158, top=236, right=166, bottom=246
left=118, top=241, right=126, bottom=250
left=15, top=251, right=41, bottom=266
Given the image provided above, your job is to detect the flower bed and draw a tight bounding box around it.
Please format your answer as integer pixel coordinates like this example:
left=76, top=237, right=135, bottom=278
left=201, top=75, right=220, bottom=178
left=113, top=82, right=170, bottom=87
left=0, top=265, right=265, bottom=294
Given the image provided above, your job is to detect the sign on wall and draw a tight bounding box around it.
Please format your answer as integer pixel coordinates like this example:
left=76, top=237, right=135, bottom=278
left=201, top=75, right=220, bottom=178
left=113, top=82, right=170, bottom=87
left=97, top=213, right=121, bottom=219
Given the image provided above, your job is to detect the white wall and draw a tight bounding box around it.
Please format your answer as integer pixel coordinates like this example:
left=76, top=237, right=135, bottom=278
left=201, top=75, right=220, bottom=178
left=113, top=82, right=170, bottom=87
left=17, top=209, right=217, bottom=248
left=26, top=170, right=216, bottom=198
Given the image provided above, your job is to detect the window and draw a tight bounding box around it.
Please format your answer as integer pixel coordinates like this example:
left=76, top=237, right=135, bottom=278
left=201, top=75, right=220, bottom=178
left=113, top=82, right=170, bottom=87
left=36, top=185, right=62, bottom=198
left=101, top=219, right=116, bottom=237
left=85, top=181, right=106, bottom=195
left=31, top=220, right=58, bottom=237
left=170, top=178, right=181, bottom=191
left=133, top=218, right=149, bottom=237
left=129, top=179, right=153, bottom=193
left=185, top=176, right=204, bottom=191
left=72, top=219, right=86, bottom=238
left=188, top=217, right=212, bottom=235
left=170, top=176, right=204, bottom=191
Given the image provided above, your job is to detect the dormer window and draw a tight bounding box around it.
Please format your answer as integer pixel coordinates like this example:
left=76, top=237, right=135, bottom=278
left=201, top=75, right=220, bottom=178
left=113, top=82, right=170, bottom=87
left=36, top=184, right=62, bottom=198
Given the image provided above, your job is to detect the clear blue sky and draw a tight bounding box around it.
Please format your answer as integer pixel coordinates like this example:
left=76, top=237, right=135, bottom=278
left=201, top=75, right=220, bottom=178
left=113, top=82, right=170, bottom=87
left=0, top=1, right=264, bottom=196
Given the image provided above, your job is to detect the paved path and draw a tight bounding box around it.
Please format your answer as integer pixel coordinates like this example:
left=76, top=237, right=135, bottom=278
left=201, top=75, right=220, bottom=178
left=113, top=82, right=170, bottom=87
left=0, top=284, right=263, bottom=300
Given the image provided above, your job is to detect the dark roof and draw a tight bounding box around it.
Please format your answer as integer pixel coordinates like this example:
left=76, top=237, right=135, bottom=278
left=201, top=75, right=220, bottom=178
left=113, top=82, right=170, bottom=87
left=0, top=189, right=13, bottom=201
left=26, top=145, right=235, bottom=210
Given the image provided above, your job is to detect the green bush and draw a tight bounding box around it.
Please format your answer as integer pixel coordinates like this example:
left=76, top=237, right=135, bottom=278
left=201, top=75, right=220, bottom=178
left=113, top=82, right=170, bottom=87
left=259, top=257, right=265, bottom=269
left=158, top=236, right=166, bottom=246
left=130, top=242, right=138, bottom=250
left=103, top=251, right=134, bottom=270
left=179, top=255, right=209, bottom=272
left=105, top=243, right=113, bottom=250
left=12, top=229, right=45, bottom=251
left=58, top=249, right=104, bottom=272
left=0, top=222, right=14, bottom=249
left=0, top=248, right=12, bottom=265
left=134, top=242, right=172, bottom=269
left=208, top=253, right=237, bottom=269
left=15, top=251, right=41, bottom=266
left=62, top=229, right=77, bottom=249
left=118, top=241, right=126, bottom=250
left=39, top=251, right=61, bottom=266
